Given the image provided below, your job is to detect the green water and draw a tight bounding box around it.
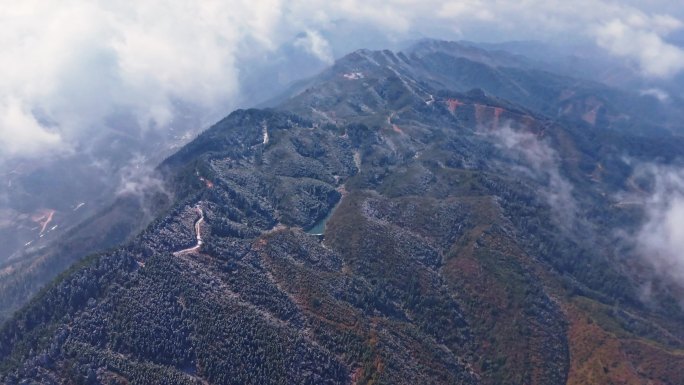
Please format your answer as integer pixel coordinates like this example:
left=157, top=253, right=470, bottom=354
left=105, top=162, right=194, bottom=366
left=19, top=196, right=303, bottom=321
left=306, top=199, right=341, bottom=235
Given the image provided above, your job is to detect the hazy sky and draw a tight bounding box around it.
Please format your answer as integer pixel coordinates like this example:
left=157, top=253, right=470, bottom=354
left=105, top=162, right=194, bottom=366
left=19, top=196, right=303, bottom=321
left=1, top=0, right=684, bottom=164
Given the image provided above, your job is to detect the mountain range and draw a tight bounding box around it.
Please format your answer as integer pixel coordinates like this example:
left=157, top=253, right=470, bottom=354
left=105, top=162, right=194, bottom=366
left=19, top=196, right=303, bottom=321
left=1, top=40, right=684, bottom=384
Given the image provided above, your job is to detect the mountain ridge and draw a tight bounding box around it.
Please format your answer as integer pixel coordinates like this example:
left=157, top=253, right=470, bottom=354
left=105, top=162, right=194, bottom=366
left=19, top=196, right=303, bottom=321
left=2, top=40, right=684, bottom=384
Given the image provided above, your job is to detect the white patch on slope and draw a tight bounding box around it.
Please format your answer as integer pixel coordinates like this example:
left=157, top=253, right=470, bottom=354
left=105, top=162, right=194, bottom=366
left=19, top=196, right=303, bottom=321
left=262, top=122, right=269, bottom=144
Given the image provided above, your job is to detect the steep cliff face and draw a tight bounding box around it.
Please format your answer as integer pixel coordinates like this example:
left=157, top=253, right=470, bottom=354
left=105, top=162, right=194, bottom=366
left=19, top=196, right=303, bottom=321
left=2, top=41, right=684, bottom=385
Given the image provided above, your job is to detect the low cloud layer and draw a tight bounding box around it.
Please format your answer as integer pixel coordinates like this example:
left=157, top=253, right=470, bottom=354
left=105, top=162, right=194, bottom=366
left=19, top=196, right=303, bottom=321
left=116, top=155, right=167, bottom=198
left=484, top=124, right=577, bottom=229
left=1, top=1, right=683, bottom=165
left=294, top=30, right=334, bottom=65
left=631, top=164, right=684, bottom=284
left=0, top=98, right=63, bottom=158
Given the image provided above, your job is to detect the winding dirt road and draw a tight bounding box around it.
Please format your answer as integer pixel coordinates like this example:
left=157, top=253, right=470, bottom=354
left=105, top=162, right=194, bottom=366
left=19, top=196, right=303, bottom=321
left=173, top=206, right=204, bottom=256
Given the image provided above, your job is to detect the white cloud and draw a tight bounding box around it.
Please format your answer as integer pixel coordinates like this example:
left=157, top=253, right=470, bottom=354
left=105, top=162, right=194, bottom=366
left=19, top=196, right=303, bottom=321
left=439, top=1, right=495, bottom=22
left=294, top=30, right=334, bottom=64
left=0, top=98, right=63, bottom=158
left=436, top=1, right=684, bottom=78
left=596, top=18, right=684, bottom=77
left=631, top=164, right=684, bottom=283
left=0, top=1, right=276, bottom=164
left=116, top=154, right=169, bottom=200
left=640, top=88, right=670, bottom=101
left=483, top=123, right=577, bottom=228
left=1, top=0, right=683, bottom=166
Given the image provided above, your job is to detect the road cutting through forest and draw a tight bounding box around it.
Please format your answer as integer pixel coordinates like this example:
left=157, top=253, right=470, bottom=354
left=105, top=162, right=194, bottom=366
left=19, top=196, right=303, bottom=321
left=173, top=206, right=204, bottom=256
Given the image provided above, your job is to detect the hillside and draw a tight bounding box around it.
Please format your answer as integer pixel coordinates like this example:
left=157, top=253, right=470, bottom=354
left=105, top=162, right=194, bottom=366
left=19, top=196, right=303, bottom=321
left=2, top=41, right=684, bottom=385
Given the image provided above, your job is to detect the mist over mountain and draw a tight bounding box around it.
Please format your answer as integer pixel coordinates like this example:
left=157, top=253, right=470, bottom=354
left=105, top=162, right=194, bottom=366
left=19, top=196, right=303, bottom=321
left=1, top=36, right=684, bottom=384
left=2, top=2, right=684, bottom=384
